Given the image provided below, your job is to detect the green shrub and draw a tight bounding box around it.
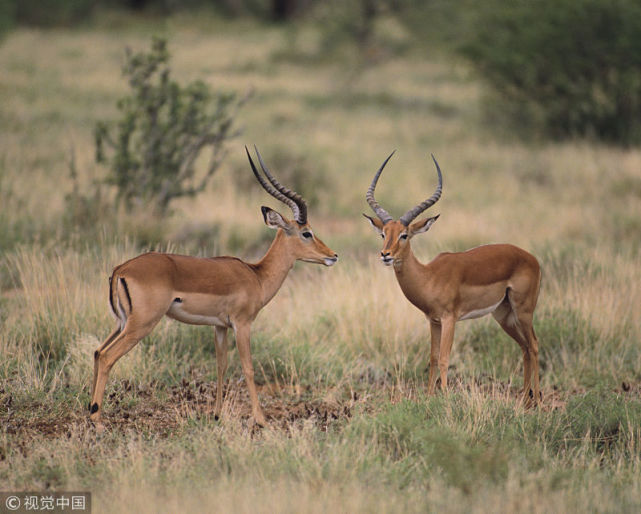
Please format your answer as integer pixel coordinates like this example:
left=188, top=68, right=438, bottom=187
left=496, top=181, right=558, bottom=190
left=459, top=0, right=641, bottom=145
left=95, top=37, right=243, bottom=216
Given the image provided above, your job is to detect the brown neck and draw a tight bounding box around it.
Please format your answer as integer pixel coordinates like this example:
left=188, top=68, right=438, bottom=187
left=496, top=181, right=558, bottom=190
left=253, top=229, right=297, bottom=307
left=393, top=243, right=430, bottom=309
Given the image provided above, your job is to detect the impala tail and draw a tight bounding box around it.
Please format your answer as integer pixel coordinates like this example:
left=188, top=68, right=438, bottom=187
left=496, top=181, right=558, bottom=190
left=108, top=274, right=132, bottom=330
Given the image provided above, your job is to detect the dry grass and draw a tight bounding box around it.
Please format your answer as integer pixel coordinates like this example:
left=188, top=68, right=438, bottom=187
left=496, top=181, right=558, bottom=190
left=1, top=10, right=641, bottom=513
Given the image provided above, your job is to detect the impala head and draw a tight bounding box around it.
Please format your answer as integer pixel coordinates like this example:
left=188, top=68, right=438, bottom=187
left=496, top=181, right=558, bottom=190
left=363, top=151, right=442, bottom=266
left=246, top=146, right=338, bottom=266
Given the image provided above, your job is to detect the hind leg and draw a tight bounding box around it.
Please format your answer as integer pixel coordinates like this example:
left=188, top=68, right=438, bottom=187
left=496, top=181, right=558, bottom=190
left=516, top=313, right=540, bottom=406
left=90, top=326, right=121, bottom=408
left=509, top=283, right=541, bottom=406
left=494, top=289, right=540, bottom=406
left=90, top=316, right=161, bottom=422
left=493, top=302, right=532, bottom=404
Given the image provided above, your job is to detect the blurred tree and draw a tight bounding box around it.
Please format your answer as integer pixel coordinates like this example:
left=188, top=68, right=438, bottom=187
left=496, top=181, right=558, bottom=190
left=459, top=0, right=641, bottom=145
left=13, top=0, right=95, bottom=26
left=315, top=0, right=403, bottom=63
left=270, top=0, right=316, bottom=21
left=272, top=0, right=296, bottom=20
left=95, top=37, right=244, bottom=215
left=0, top=0, right=15, bottom=38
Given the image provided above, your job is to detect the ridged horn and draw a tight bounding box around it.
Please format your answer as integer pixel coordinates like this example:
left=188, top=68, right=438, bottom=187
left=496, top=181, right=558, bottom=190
left=399, top=154, right=443, bottom=226
left=365, top=150, right=395, bottom=225
left=246, top=146, right=308, bottom=225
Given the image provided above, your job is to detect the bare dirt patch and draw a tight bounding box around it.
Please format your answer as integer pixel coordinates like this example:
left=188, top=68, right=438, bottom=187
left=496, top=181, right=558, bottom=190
left=3, top=376, right=636, bottom=447
left=104, top=378, right=355, bottom=434
left=1, top=379, right=355, bottom=445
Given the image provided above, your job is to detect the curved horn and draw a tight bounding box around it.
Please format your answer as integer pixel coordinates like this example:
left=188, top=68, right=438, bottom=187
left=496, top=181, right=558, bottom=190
left=366, top=151, right=395, bottom=225
left=399, top=154, right=443, bottom=226
left=253, top=146, right=308, bottom=225
left=246, top=146, right=304, bottom=223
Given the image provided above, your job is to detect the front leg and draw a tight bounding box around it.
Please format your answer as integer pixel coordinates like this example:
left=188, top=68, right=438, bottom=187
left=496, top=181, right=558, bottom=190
left=428, top=320, right=441, bottom=394
left=233, top=322, right=267, bottom=426
left=213, top=326, right=229, bottom=420
left=438, top=316, right=456, bottom=391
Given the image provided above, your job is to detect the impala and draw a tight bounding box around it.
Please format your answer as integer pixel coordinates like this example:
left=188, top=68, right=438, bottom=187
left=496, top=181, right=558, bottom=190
left=364, top=152, right=541, bottom=405
left=89, top=146, right=338, bottom=426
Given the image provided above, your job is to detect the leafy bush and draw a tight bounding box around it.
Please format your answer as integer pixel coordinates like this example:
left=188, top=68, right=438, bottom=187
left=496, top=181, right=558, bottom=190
left=95, top=37, right=243, bottom=215
left=459, top=0, right=641, bottom=145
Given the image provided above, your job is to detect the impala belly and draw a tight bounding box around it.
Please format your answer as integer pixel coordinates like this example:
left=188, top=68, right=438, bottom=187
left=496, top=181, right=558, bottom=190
left=458, top=298, right=504, bottom=321
left=166, top=295, right=231, bottom=327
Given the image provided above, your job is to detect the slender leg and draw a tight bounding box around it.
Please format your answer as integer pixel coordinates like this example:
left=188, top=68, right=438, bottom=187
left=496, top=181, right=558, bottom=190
left=517, top=314, right=540, bottom=406
left=233, top=322, right=266, bottom=426
left=213, top=326, right=229, bottom=420
left=493, top=310, right=531, bottom=403
left=91, top=326, right=121, bottom=405
left=437, top=316, right=456, bottom=391
left=427, top=320, right=442, bottom=394
left=494, top=290, right=541, bottom=407
left=90, top=319, right=158, bottom=422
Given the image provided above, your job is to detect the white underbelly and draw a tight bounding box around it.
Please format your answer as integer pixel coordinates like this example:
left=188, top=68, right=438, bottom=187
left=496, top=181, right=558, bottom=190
left=458, top=298, right=503, bottom=321
left=166, top=303, right=229, bottom=327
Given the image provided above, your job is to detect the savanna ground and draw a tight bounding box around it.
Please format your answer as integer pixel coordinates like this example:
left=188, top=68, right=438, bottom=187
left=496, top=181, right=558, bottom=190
left=2, top=10, right=641, bottom=513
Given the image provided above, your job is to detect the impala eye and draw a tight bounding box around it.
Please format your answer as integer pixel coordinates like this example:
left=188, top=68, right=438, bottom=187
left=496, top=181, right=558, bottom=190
left=381, top=233, right=385, bottom=239
left=302, top=231, right=313, bottom=239
left=400, top=233, right=408, bottom=240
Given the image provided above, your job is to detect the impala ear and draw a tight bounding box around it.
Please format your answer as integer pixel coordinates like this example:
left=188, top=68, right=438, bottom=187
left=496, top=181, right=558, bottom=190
left=409, top=214, right=439, bottom=236
left=261, top=206, right=293, bottom=232
left=363, top=213, right=384, bottom=235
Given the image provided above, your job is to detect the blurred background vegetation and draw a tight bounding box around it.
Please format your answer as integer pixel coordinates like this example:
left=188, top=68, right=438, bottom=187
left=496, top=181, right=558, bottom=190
left=3, top=0, right=641, bottom=145
left=1, top=2, right=641, bottom=511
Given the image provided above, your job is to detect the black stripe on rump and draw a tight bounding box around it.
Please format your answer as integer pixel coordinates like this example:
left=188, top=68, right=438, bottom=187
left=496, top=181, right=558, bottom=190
left=119, top=277, right=133, bottom=314
left=108, top=274, right=117, bottom=317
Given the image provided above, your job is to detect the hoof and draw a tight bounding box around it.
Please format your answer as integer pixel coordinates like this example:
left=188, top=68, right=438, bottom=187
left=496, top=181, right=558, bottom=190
left=88, top=415, right=106, bottom=434
left=528, top=389, right=543, bottom=402
left=250, top=414, right=267, bottom=428
left=522, top=389, right=542, bottom=409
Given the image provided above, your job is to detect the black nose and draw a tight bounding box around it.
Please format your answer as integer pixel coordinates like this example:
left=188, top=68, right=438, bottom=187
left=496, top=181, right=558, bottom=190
left=381, top=251, right=390, bottom=257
